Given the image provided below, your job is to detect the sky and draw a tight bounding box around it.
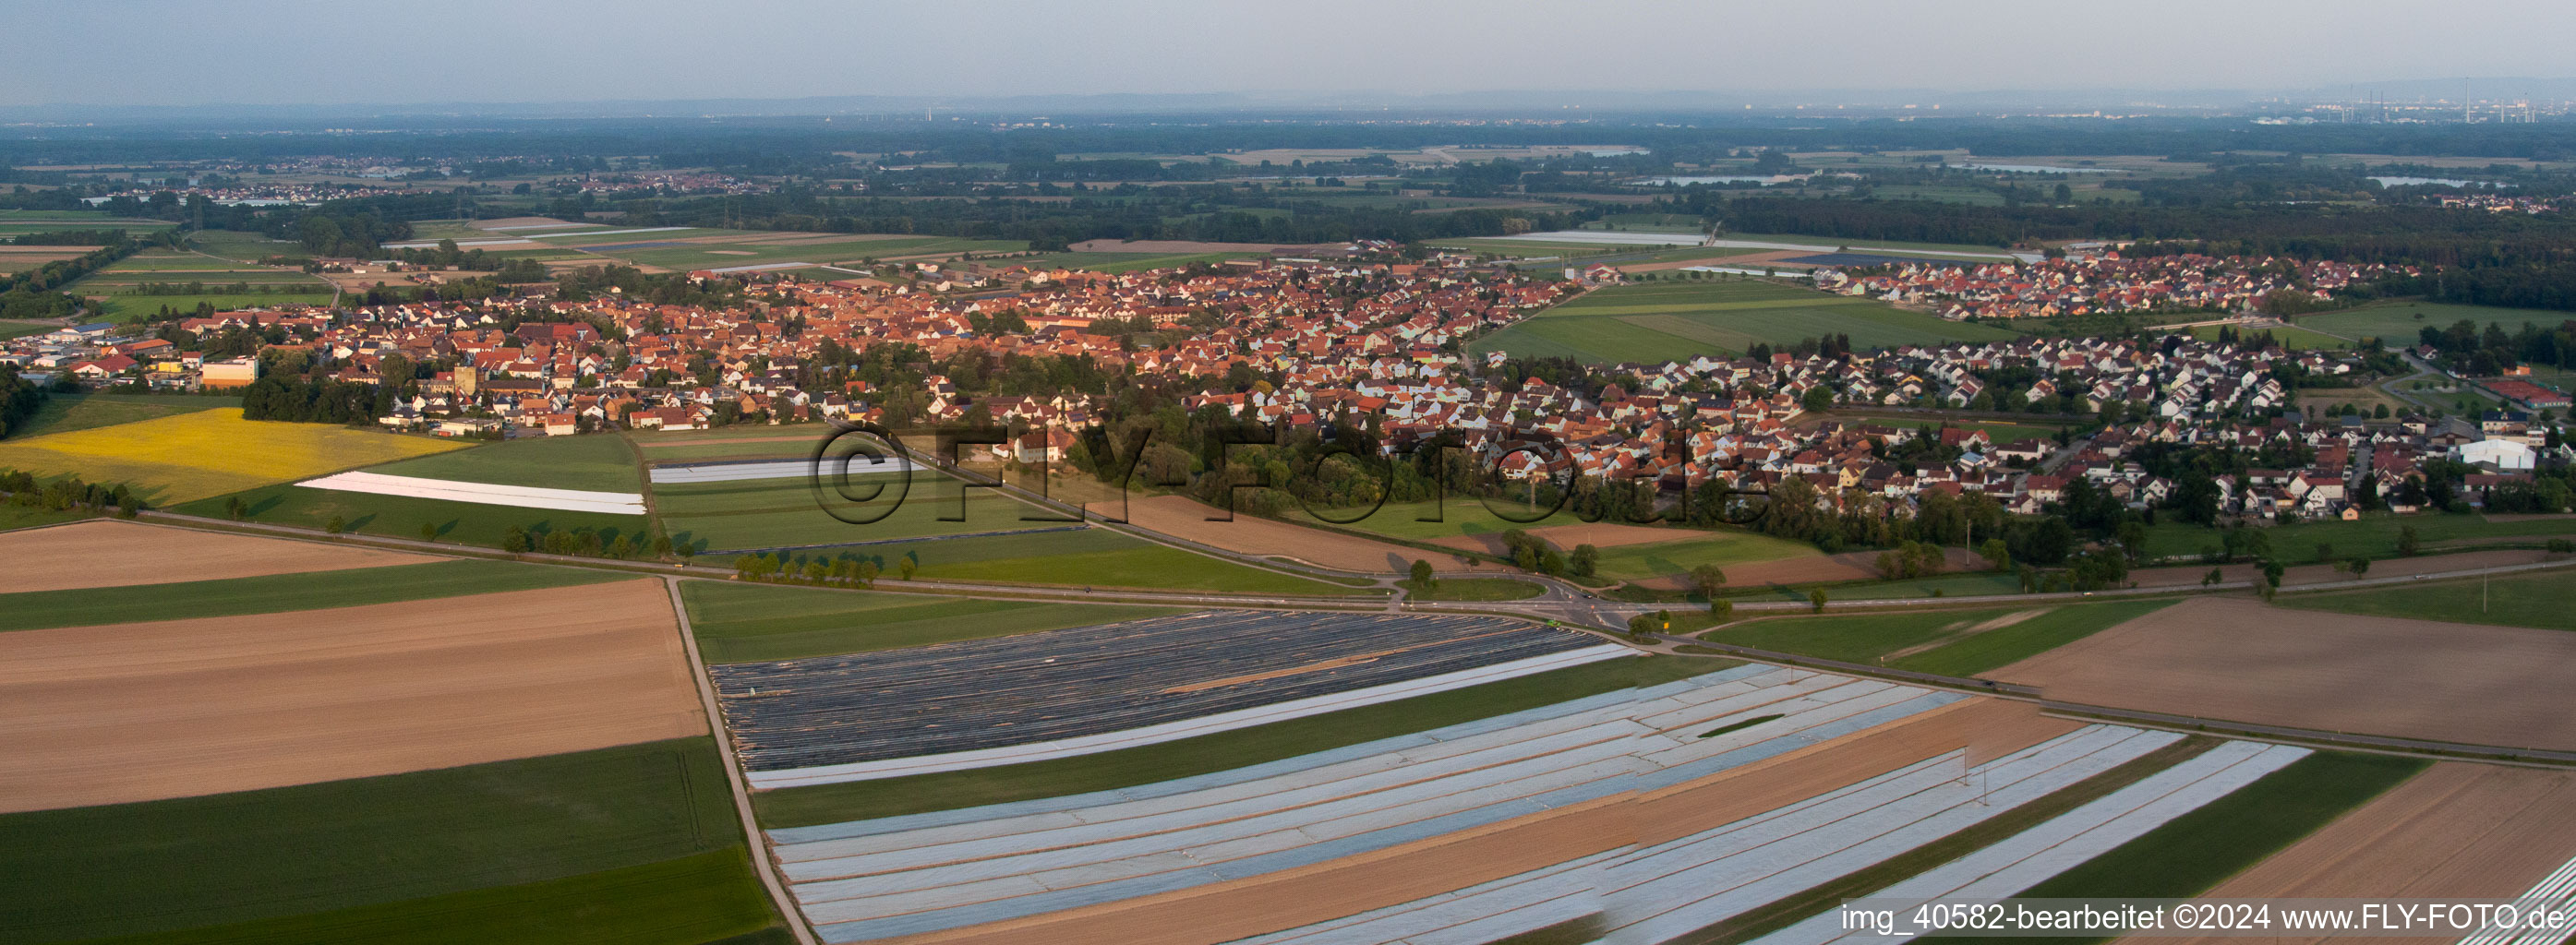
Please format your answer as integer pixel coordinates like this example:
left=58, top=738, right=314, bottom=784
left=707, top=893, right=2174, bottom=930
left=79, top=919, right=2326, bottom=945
left=9, top=0, right=2574, bottom=108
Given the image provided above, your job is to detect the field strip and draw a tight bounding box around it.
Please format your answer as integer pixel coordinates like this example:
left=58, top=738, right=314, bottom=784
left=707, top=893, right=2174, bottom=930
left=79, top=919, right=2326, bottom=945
left=480, top=221, right=608, bottom=231
left=528, top=226, right=695, bottom=239
left=0, top=519, right=435, bottom=592
left=1749, top=741, right=2309, bottom=945
left=745, top=645, right=1638, bottom=790
left=297, top=470, right=647, bottom=514
left=1603, top=728, right=2182, bottom=943
left=380, top=237, right=543, bottom=249
left=0, top=578, right=706, bottom=812
left=654, top=458, right=917, bottom=484
left=2461, top=854, right=2576, bottom=945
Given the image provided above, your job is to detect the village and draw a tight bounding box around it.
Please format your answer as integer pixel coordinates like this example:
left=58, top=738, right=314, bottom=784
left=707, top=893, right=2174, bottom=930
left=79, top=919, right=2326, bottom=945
left=1818, top=251, right=2415, bottom=321
left=4, top=252, right=2566, bottom=532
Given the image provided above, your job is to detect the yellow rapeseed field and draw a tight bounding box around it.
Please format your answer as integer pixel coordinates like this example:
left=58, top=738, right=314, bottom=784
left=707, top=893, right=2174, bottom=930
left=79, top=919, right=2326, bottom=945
left=0, top=409, right=463, bottom=504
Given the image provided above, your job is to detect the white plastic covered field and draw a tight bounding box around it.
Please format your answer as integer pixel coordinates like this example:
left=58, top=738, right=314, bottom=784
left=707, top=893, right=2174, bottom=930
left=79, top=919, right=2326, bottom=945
left=295, top=471, right=648, bottom=515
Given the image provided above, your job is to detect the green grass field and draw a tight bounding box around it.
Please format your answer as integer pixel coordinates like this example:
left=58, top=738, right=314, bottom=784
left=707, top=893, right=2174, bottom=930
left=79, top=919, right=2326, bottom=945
left=0, top=505, right=97, bottom=531
left=0, top=558, right=625, bottom=632
left=1467, top=280, right=2019, bottom=364
left=2141, top=513, right=2576, bottom=563
left=681, top=580, right=1183, bottom=663
left=1590, top=532, right=1832, bottom=583
left=753, top=654, right=1726, bottom=827
left=183, top=229, right=307, bottom=262
left=1005, top=250, right=1247, bottom=273
left=654, top=474, right=1055, bottom=551
left=366, top=434, right=644, bottom=492
left=175, top=483, right=654, bottom=550
left=4, top=393, right=230, bottom=439
left=1824, top=413, right=2072, bottom=445
left=1961, top=752, right=2426, bottom=936
left=599, top=234, right=1027, bottom=270
left=2299, top=300, right=2576, bottom=346
left=0, top=319, right=54, bottom=341
left=92, top=292, right=334, bottom=322
left=68, top=850, right=787, bottom=945
left=0, top=738, right=771, bottom=944
left=1700, top=599, right=2176, bottom=676
left=2278, top=570, right=2574, bottom=631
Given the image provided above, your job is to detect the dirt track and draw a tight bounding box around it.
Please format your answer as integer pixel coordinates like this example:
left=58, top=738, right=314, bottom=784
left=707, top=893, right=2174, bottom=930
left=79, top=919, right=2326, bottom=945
left=2127, top=548, right=2556, bottom=590
left=0, top=520, right=437, bottom=592
left=0, top=578, right=705, bottom=812
left=873, top=698, right=2068, bottom=945
left=2144, top=763, right=2576, bottom=945
left=1992, top=597, right=2576, bottom=751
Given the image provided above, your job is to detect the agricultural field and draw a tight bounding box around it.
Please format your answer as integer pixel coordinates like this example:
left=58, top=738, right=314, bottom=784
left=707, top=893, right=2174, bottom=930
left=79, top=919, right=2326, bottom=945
left=2192, top=762, right=2576, bottom=910
left=1003, top=249, right=1246, bottom=272
left=0, top=518, right=434, bottom=592
left=681, top=579, right=1182, bottom=663
left=1698, top=599, right=2176, bottom=676
left=2139, top=512, right=2576, bottom=563
left=2277, top=570, right=2573, bottom=630
left=752, top=654, right=1720, bottom=827
left=1467, top=280, right=2019, bottom=365
left=2, top=392, right=231, bottom=439
left=1821, top=413, right=2072, bottom=444
left=0, top=513, right=795, bottom=942
left=175, top=479, right=653, bottom=549
left=2299, top=299, right=2576, bottom=345
left=0, top=408, right=464, bottom=505
left=365, top=433, right=644, bottom=492
left=0, top=576, right=706, bottom=809
left=1992, top=751, right=2426, bottom=902
left=0, top=556, right=621, bottom=631
left=62, top=246, right=336, bottom=320
left=0, top=738, right=787, bottom=945
left=1992, top=596, right=2576, bottom=750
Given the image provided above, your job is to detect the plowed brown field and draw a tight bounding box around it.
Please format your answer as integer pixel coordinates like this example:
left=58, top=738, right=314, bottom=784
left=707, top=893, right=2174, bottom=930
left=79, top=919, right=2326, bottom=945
left=0, top=578, right=704, bottom=812
left=0, top=520, right=436, bottom=592
left=1992, top=597, right=2576, bottom=750
left=1120, top=495, right=1473, bottom=573
left=2139, top=763, right=2576, bottom=945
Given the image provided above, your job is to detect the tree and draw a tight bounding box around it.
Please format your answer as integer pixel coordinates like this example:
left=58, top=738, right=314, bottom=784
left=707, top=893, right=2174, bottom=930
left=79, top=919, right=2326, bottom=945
left=2203, top=567, right=2224, bottom=586
left=2397, top=525, right=2420, bottom=556
left=1409, top=558, right=1435, bottom=588
left=897, top=556, right=919, bottom=580
left=1979, top=538, right=2011, bottom=572
left=2348, top=556, right=2370, bottom=576
left=324, top=514, right=345, bottom=534
left=1808, top=588, right=1828, bottom=613
left=418, top=521, right=438, bottom=543
left=1708, top=598, right=1734, bottom=622
left=1801, top=386, right=1835, bottom=413
left=1689, top=564, right=1727, bottom=601
left=1626, top=613, right=1661, bottom=639
left=1571, top=544, right=1599, bottom=578
left=856, top=559, right=880, bottom=588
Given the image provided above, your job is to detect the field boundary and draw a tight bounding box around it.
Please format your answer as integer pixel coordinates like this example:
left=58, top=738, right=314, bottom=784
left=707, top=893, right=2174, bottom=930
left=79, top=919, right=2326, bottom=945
left=665, top=577, right=819, bottom=945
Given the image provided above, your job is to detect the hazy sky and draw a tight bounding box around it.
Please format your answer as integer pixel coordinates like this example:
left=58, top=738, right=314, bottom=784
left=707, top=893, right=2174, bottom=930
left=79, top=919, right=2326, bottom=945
left=9, top=0, right=2573, bottom=107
